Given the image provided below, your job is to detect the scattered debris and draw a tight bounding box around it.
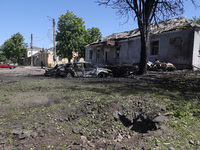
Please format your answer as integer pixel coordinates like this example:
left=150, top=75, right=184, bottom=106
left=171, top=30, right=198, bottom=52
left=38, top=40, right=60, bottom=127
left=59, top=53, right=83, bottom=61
left=152, top=115, right=170, bottom=123
left=114, top=133, right=123, bottom=142
left=147, top=60, right=176, bottom=71
left=189, top=140, right=195, bottom=145
left=169, top=146, right=175, bottom=150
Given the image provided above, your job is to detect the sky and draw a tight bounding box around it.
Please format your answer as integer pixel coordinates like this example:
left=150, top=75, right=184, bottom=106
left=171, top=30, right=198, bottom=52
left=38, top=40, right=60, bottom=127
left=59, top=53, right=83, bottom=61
left=0, top=0, right=200, bottom=49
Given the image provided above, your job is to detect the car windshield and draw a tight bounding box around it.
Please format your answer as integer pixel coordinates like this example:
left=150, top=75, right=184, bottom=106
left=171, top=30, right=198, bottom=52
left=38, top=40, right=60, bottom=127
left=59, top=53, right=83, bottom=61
left=84, top=63, right=96, bottom=69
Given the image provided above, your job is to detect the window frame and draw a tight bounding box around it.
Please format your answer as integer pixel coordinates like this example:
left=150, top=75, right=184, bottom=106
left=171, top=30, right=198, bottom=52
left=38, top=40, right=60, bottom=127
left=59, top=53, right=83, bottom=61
left=96, top=49, right=100, bottom=59
left=150, top=40, right=159, bottom=56
left=89, top=50, right=93, bottom=60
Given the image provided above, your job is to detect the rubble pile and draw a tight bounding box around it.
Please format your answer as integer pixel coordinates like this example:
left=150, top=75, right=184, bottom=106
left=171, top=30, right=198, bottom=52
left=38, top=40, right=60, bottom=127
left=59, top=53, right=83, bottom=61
left=147, top=60, right=176, bottom=71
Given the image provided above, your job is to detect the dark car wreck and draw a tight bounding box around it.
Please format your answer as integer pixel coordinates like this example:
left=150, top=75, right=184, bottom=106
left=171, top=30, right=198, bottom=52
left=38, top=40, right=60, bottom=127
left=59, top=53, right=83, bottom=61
left=44, top=62, right=113, bottom=78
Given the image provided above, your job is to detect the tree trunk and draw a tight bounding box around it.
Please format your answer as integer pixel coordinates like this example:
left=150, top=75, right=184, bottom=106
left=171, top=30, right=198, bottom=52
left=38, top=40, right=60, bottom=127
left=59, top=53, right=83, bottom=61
left=138, top=22, right=150, bottom=75
left=17, top=55, right=20, bottom=65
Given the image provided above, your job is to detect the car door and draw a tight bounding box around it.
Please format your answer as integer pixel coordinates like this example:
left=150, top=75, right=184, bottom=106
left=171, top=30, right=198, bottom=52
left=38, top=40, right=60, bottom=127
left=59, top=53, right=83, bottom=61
left=73, top=63, right=84, bottom=77
left=83, top=63, right=97, bottom=77
left=1, top=64, right=9, bottom=68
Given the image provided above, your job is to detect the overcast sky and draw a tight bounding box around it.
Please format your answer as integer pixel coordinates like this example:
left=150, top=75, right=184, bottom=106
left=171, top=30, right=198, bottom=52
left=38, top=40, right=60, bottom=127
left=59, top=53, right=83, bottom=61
left=0, top=0, right=200, bottom=49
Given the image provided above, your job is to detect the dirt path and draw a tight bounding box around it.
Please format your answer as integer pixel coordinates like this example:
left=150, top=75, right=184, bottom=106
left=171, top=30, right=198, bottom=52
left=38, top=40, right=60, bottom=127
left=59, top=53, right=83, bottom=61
left=0, top=66, right=45, bottom=82
left=0, top=66, right=45, bottom=76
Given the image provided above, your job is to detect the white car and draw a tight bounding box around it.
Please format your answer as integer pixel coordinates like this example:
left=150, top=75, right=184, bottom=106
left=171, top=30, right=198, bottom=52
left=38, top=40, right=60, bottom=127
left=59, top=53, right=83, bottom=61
left=45, top=62, right=113, bottom=78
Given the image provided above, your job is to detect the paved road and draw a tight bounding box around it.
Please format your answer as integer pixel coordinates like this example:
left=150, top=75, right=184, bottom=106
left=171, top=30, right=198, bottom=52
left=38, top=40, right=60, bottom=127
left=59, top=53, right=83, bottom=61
left=0, top=66, right=45, bottom=76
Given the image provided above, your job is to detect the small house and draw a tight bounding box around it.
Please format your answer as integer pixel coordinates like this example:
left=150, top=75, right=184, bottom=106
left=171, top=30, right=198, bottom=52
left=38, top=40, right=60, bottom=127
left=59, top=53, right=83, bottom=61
left=85, top=17, right=200, bottom=70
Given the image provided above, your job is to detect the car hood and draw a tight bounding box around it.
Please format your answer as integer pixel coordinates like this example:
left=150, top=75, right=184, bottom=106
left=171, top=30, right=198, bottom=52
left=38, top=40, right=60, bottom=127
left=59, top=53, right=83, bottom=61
left=97, top=67, right=112, bottom=72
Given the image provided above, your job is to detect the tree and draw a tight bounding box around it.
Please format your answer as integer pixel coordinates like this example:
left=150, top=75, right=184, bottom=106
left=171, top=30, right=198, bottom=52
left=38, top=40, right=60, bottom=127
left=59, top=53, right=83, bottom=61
left=96, top=0, right=198, bottom=74
left=86, top=27, right=102, bottom=44
left=56, top=10, right=88, bottom=61
left=80, top=27, right=102, bottom=58
left=56, top=11, right=102, bottom=60
left=0, top=47, right=8, bottom=62
left=192, top=16, right=200, bottom=24
left=1, top=33, right=27, bottom=63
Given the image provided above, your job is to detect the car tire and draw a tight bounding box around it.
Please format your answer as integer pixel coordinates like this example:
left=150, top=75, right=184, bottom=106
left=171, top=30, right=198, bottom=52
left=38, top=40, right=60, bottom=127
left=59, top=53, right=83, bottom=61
left=10, top=66, right=14, bottom=69
left=98, top=72, right=106, bottom=78
left=66, top=72, right=73, bottom=78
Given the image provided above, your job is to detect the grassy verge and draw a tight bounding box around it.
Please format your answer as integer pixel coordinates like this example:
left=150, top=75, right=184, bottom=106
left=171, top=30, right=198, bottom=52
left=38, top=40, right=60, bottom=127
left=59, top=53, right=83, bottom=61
left=0, top=74, right=199, bottom=149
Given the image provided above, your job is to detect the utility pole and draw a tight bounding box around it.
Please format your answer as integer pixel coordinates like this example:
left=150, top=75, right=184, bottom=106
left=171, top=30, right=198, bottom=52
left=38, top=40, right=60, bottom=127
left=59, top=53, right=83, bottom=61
left=31, top=34, right=33, bottom=67
left=53, top=18, right=56, bottom=63
left=47, top=16, right=56, bottom=64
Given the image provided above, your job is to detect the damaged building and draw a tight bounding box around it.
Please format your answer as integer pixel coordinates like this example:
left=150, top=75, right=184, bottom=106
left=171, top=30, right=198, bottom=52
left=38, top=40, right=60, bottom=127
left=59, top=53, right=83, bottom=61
left=85, top=17, right=200, bottom=70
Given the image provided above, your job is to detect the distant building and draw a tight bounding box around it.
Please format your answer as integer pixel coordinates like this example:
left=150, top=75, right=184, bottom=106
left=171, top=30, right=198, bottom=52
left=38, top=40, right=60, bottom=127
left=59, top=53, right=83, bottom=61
left=24, top=46, right=43, bottom=66
left=24, top=47, right=84, bottom=67
left=38, top=47, right=68, bottom=67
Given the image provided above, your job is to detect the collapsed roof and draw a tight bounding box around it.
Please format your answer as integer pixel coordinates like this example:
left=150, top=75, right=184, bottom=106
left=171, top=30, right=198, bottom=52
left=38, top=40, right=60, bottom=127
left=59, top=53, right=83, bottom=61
left=87, top=17, right=200, bottom=47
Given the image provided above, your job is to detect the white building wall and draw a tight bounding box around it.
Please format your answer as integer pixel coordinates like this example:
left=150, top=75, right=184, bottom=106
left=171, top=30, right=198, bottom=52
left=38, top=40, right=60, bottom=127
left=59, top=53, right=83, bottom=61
left=192, top=28, right=200, bottom=70
left=118, top=37, right=141, bottom=64
left=85, top=28, right=196, bottom=69
left=148, top=28, right=194, bottom=69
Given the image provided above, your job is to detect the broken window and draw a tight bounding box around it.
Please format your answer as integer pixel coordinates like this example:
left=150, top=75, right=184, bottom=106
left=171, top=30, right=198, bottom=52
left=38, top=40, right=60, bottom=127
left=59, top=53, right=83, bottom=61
left=84, top=63, right=96, bottom=69
left=89, top=50, right=93, bottom=60
left=96, top=49, right=100, bottom=59
left=150, top=41, right=159, bottom=55
left=74, top=63, right=82, bottom=71
left=115, top=47, right=120, bottom=58
left=105, top=51, right=109, bottom=63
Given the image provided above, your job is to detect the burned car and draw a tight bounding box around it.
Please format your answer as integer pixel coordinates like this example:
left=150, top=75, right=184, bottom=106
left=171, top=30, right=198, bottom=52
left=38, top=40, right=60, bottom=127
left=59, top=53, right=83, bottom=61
left=147, top=60, right=176, bottom=71
left=44, top=62, right=113, bottom=78
left=44, top=64, right=65, bottom=76
left=105, top=64, right=139, bottom=77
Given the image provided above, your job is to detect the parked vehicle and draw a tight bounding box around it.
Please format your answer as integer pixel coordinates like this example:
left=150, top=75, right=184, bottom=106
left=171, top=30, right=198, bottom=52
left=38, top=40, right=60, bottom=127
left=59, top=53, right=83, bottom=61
left=44, top=62, right=113, bottom=78
left=44, top=64, right=65, bottom=76
left=0, top=63, right=16, bottom=69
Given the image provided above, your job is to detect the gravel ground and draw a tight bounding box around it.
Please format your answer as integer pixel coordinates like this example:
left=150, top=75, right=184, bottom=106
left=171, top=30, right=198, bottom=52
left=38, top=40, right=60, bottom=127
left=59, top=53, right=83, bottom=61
left=0, top=66, right=45, bottom=76
left=0, top=66, right=45, bottom=82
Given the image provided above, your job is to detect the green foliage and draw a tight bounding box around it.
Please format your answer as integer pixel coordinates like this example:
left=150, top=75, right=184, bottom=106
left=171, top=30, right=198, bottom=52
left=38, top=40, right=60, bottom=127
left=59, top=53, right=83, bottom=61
left=1, top=33, right=27, bottom=63
left=56, top=10, right=87, bottom=60
left=56, top=10, right=102, bottom=59
left=174, top=109, right=190, bottom=118
left=0, top=50, right=8, bottom=62
left=192, top=16, right=200, bottom=24
left=0, top=74, right=200, bottom=149
left=86, top=27, right=102, bottom=44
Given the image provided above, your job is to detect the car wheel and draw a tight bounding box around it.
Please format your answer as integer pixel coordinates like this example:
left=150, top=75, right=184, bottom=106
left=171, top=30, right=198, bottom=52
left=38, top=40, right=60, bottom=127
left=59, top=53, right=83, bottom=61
left=66, top=72, right=73, bottom=78
left=10, top=66, right=14, bottom=69
left=98, top=72, right=106, bottom=78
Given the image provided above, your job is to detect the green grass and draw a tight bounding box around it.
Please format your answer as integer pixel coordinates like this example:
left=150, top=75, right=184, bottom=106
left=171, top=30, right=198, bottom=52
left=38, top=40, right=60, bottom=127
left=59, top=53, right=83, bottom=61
left=0, top=75, right=199, bottom=149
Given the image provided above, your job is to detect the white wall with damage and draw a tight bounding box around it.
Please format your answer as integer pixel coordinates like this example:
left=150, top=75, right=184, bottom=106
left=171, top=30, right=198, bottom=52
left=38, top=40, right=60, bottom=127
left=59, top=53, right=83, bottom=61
left=192, top=28, right=200, bottom=70
left=85, top=17, right=200, bottom=69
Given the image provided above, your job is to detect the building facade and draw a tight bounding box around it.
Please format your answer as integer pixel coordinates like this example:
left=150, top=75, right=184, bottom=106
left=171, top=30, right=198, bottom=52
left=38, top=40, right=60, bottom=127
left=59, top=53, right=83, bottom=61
left=24, top=47, right=84, bottom=67
left=85, top=17, right=200, bottom=70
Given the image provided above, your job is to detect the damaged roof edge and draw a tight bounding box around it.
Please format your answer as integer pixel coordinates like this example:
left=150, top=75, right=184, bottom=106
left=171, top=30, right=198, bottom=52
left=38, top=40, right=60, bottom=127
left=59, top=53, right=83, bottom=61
left=86, top=16, right=199, bottom=47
